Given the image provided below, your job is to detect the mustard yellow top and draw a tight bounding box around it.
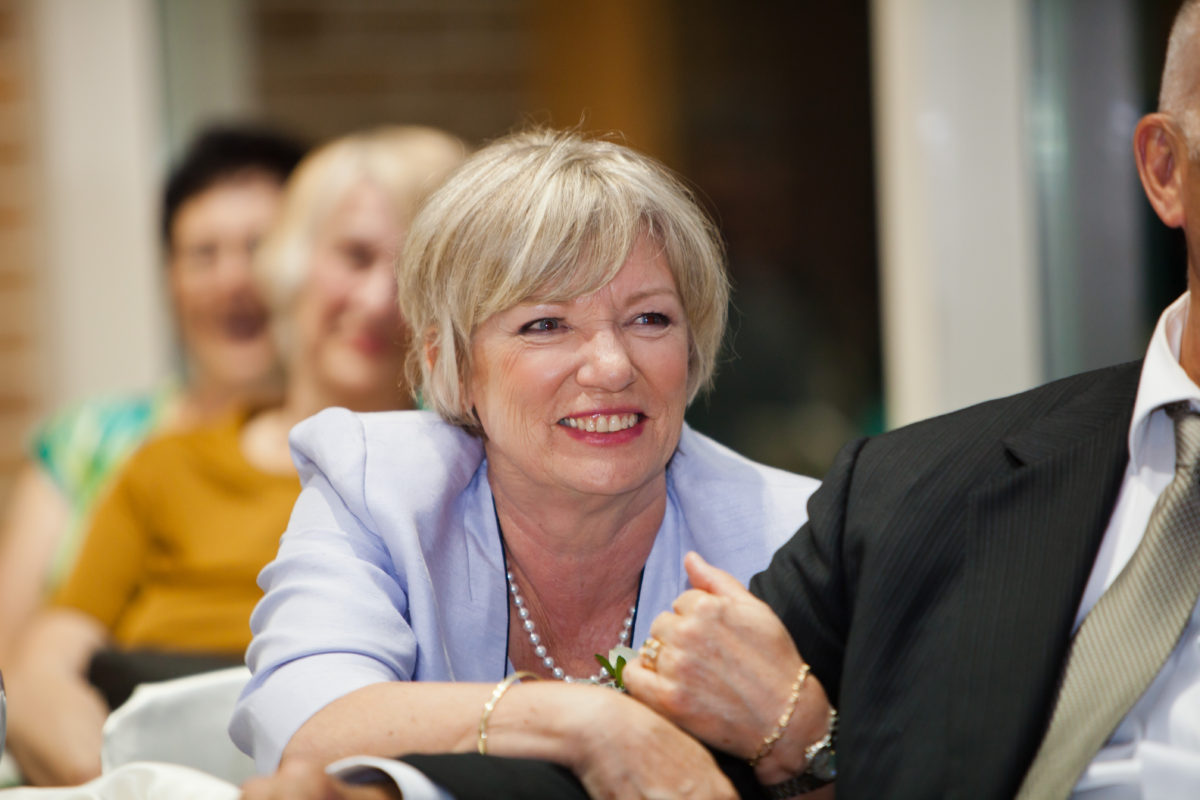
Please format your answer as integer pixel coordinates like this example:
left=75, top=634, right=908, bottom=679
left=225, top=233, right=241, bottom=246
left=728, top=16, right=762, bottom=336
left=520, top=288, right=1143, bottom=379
left=53, top=408, right=299, bottom=655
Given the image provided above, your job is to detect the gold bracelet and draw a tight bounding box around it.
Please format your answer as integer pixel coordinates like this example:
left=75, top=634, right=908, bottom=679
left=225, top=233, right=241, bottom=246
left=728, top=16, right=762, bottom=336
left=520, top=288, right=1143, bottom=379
left=749, top=662, right=811, bottom=767
left=478, top=671, right=540, bottom=754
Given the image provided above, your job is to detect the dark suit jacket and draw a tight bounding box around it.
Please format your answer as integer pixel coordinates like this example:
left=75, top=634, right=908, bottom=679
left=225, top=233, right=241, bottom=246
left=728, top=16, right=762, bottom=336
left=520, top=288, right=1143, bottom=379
left=400, top=360, right=1141, bottom=799
left=752, top=359, right=1140, bottom=799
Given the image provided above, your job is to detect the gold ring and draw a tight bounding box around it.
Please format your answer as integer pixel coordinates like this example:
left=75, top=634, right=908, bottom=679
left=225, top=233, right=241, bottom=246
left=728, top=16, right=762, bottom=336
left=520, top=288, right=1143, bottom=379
left=639, top=636, right=663, bottom=672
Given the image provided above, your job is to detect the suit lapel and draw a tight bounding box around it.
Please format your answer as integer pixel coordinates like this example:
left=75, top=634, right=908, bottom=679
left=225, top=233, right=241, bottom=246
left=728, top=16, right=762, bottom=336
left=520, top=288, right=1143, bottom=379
left=945, top=366, right=1139, bottom=800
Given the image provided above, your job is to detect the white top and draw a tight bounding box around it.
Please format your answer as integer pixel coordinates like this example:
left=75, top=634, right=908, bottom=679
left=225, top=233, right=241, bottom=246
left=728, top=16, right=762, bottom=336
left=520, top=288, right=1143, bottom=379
left=1073, top=292, right=1200, bottom=798
left=229, top=409, right=819, bottom=773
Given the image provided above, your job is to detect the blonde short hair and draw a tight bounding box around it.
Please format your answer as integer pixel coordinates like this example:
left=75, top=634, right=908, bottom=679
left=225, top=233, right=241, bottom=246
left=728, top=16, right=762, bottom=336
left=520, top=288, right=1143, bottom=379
left=255, top=125, right=466, bottom=352
left=398, top=128, right=729, bottom=432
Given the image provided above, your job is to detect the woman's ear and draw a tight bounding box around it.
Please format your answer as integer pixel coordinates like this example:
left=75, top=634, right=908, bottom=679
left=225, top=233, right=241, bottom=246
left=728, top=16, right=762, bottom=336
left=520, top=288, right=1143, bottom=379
left=423, top=336, right=438, bottom=373
left=1135, top=112, right=1190, bottom=229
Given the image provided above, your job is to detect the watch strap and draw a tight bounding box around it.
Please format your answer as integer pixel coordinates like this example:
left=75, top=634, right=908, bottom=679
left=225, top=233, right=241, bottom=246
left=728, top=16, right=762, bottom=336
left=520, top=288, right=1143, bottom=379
left=761, top=708, right=837, bottom=798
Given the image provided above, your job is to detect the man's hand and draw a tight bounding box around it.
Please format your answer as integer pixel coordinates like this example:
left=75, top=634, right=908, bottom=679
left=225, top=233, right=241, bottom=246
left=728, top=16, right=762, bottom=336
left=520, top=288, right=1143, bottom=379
left=241, top=759, right=402, bottom=800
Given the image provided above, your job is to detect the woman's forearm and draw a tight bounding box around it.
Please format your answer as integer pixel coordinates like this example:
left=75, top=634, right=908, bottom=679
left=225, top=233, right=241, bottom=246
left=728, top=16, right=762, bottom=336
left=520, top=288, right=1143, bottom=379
left=6, top=607, right=109, bottom=785
left=282, top=679, right=737, bottom=800
left=283, top=680, right=612, bottom=768
left=0, top=465, right=70, bottom=664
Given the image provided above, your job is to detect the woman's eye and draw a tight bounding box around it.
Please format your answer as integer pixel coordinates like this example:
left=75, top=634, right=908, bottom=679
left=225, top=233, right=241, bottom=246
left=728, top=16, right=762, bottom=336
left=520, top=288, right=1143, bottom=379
left=179, top=243, right=219, bottom=272
left=519, top=318, right=562, bottom=333
left=340, top=242, right=375, bottom=270
left=633, top=312, right=671, bottom=327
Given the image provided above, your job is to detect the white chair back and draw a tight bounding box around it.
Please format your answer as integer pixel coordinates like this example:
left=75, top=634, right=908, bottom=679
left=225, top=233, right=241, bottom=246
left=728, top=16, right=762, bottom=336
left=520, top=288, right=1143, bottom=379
left=101, top=666, right=254, bottom=785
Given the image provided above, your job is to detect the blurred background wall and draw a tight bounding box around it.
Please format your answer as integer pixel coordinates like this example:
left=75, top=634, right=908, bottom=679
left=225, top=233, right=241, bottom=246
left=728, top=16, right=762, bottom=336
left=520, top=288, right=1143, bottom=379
left=0, top=0, right=1188, bottom=503
left=0, top=0, right=42, bottom=504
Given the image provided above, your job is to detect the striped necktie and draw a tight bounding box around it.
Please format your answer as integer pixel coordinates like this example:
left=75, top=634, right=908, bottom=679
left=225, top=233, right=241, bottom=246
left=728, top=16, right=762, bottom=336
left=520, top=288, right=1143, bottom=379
left=1016, top=402, right=1200, bottom=799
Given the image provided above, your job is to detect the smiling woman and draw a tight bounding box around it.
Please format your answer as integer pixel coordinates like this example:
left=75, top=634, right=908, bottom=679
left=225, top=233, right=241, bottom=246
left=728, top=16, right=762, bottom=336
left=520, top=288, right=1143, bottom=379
left=233, top=129, right=820, bottom=800
left=167, top=171, right=282, bottom=402
left=468, top=237, right=690, bottom=504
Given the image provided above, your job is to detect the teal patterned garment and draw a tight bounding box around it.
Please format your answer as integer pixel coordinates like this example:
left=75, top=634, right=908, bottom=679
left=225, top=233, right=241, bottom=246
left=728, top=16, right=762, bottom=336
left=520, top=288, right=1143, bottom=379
left=30, top=382, right=177, bottom=588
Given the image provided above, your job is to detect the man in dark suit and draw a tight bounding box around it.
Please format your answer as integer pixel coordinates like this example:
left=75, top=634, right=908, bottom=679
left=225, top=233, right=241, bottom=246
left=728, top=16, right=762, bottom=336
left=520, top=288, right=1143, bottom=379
left=241, top=4, right=1200, bottom=799
left=621, top=362, right=1140, bottom=798
left=616, top=1, right=1200, bottom=796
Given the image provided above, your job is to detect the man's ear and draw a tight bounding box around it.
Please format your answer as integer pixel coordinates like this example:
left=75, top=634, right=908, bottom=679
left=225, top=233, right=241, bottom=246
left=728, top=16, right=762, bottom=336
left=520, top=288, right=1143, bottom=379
left=1135, top=112, right=1190, bottom=229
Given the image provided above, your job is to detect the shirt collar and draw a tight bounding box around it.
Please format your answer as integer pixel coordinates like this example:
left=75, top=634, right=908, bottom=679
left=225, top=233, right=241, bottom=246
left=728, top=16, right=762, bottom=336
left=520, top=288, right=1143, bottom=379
left=1129, top=291, right=1200, bottom=460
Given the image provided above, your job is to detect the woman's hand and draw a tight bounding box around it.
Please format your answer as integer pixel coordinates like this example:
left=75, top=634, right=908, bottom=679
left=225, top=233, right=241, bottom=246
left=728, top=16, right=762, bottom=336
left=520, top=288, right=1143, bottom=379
left=241, top=759, right=400, bottom=800
left=622, top=552, right=832, bottom=784
left=284, top=678, right=734, bottom=800
left=565, top=687, right=737, bottom=800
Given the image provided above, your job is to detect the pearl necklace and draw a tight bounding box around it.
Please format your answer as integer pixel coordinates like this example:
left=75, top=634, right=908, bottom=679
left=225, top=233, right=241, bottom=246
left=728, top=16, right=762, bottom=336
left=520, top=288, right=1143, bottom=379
left=506, top=568, right=636, bottom=683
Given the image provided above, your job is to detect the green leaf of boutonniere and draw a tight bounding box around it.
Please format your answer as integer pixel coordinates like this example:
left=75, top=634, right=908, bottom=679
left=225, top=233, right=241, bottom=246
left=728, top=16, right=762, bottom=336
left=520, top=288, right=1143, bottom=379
left=596, top=645, right=639, bottom=690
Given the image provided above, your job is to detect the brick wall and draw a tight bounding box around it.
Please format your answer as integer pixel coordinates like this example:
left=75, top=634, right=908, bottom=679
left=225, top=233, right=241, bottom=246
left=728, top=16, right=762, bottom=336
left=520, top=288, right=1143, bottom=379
left=0, top=0, right=41, bottom=505
left=250, top=0, right=531, bottom=145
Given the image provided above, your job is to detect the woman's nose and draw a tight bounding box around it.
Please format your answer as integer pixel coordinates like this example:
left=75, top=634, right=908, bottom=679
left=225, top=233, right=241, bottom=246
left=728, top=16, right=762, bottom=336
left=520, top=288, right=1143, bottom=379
left=576, top=329, right=635, bottom=391
left=213, top=242, right=257, bottom=295
left=356, top=260, right=400, bottom=320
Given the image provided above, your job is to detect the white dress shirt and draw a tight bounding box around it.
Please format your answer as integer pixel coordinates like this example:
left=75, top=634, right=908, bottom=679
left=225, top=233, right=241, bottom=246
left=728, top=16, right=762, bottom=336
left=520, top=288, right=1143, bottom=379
left=1073, top=292, right=1200, bottom=799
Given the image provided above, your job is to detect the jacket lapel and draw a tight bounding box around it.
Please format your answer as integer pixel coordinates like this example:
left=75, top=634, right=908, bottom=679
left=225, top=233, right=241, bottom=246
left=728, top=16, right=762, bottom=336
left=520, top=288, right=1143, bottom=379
left=945, top=365, right=1139, bottom=800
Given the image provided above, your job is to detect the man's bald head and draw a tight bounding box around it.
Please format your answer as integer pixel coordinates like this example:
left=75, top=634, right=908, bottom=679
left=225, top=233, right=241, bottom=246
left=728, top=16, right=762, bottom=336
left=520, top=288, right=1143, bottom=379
left=1161, top=0, right=1200, bottom=154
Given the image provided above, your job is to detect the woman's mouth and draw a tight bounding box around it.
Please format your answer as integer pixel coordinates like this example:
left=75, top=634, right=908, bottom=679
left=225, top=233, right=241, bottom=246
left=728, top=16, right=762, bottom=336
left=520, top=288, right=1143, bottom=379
left=223, top=308, right=268, bottom=341
left=351, top=332, right=391, bottom=356
left=558, top=413, right=641, bottom=433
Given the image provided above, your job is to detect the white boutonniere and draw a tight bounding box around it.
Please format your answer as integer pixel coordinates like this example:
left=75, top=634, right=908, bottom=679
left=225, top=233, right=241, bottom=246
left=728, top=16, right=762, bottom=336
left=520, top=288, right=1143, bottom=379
left=594, top=645, right=639, bottom=690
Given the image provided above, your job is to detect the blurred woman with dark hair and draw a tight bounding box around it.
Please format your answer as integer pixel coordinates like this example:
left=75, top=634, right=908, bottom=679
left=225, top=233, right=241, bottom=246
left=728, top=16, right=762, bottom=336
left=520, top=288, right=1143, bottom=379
left=0, top=126, right=305, bottom=668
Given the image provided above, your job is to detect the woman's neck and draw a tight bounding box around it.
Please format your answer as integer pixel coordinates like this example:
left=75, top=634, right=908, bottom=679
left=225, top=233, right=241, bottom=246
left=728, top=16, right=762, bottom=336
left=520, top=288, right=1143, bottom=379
left=171, top=379, right=277, bottom=432
left=491, top=474, right=663, bottom=617
left=238, top=376, right=413, bottom=476
left=496, top=482, right=660, bottom=680
left=280, top=373, right=412, bottom=430
left=175, top=360, right=284, bottom=427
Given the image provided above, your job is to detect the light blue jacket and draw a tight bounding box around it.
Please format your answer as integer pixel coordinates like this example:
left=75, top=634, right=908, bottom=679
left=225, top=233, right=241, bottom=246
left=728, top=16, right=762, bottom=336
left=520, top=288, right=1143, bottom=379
left=230, top=409, right=819, bottom=771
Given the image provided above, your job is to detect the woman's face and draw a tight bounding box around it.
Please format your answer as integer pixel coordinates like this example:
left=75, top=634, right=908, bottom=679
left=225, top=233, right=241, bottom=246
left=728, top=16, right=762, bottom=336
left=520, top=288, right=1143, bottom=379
left=289, top=180, right=407, bottom=408
left=468, top=236, right=690, bottom=502
left=168, top=173, right=282, bottom=396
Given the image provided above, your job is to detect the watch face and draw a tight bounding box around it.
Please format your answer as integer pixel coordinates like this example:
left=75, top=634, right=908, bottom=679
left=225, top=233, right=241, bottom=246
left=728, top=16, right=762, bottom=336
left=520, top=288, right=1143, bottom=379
left=810, top=748, right=837, bottom=782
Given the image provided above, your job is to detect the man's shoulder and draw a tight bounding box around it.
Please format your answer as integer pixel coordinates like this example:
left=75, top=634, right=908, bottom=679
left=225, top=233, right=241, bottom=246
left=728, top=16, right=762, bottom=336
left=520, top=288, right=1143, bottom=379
left=879, top=360, right=1142, bottom=452
left=833, top=360, right=1141, bottom=502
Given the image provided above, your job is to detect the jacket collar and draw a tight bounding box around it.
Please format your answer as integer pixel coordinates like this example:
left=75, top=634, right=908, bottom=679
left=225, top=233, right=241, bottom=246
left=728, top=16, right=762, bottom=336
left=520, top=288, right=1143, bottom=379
left=945, top=362, right=1141, bottom=800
